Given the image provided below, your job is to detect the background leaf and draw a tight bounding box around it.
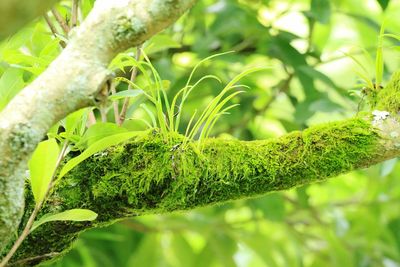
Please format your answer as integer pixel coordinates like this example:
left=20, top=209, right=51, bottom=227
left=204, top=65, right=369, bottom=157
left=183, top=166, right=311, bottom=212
left=377, top=0, right=390, bottom=11
left=0, top=68, right=25, bottom=112
left=310, top=0, right=332, bottom=24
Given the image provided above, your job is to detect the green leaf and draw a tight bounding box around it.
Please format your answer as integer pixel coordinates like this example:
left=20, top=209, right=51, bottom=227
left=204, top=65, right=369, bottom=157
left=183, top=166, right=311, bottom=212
left=208, top=233, right=237, bottom=267
left=380, top=158, right=397, bottom=177
left=0, top=68, right=25, bottom=112
left=59, top=131, right=141, bottom=179
left=145, top=34, right=182, bottom=55
left=109, top=89, right=144, bottom=101
left=63, top=108, right=88, bottom=138
left=377, top=0, right=390, bottom=11
left=376, top=23, right=385, bottom=87
left=296, top=185, right=310, bottom=208
left=298, top=66, right=338, bottom=89
left=31, top=209, right=98, bottom=233
left=76, top=122, right=129, bottom=148
left=127, top=235, right=162, bottom=266
left=388, top=218, right=400, bottom=252
left=28, top=139, right=60, bottom=204
left=310, top=0, right=331, bottom=24
left=309, top=99, right=343, bottom=112
left=250, top=193, right=286, bottom=221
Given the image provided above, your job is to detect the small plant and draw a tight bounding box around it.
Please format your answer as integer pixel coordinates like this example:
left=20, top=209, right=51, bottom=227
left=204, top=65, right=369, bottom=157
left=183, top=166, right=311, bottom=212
left=115, top=50, right=266, bottom=149
left=348, top=22, right=399, bottom=110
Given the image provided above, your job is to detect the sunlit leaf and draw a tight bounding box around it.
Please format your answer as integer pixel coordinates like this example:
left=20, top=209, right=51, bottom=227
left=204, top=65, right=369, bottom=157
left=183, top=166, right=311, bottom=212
left=29, top=139, right=60, bottom=204
left=76, top=122, right=128, bottom=148
left=109, top=89, right=144, bottom=101
left=0, top=68, right=25, bottom=112
left=59, top=131, right=141, bottom=179
left=380, top=158, right=397, bottom=177
left=310, top=0, right=331, bottom=24
left=145, top=34, right=182, bottom=55
left=31, top=209, right=98, bottom=232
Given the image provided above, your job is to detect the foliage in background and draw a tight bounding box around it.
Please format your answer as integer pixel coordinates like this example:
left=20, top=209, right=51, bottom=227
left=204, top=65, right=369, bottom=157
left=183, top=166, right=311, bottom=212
left=1, top=0, right=400, bottom=266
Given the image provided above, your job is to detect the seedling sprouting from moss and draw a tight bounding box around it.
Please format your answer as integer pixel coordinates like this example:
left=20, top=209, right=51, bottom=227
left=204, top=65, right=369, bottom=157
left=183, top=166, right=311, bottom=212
left=115, top=50, right=267, bottom=149
left=348, top=23, right=399, bottom=111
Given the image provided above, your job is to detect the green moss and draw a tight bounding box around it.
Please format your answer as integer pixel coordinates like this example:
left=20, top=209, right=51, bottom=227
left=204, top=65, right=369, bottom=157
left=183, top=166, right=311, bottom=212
left=6, top=117, right=382, bottom=265
left=376, top=71, right=400, bottom=114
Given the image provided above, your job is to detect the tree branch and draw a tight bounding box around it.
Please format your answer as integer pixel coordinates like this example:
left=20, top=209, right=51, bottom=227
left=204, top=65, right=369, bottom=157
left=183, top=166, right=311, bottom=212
left=0, top=0, right=197, bottom=250
left=3, top=93, right=400, bottom=265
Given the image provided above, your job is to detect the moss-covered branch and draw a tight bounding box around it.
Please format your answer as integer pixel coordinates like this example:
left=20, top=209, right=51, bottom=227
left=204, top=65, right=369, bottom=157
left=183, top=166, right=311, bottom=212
left=4, top=105, right=400, bottom=265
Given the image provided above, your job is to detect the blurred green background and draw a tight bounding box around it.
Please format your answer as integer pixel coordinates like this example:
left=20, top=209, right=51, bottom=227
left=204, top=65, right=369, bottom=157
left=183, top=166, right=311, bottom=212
left=2, top=0, right=400, bottom=266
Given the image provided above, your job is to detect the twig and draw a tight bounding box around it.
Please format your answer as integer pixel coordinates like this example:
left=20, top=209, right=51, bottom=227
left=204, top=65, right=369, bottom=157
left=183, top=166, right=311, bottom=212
left=51, top=8, right=70, bottom=35
left=87, top=110, right=97, bottom=126
left=110, top=82, right=120, bottom=123
left=43, top=13, right=66, bottom=48
left=71, top=0, right=80, bottom=28
left=0, top=142, right=69, bottom=267
left=100, top=106, right=108, bottom=123
left=98, top=81, right=111, bottom=123
left=118, top=45, right=142, bottom=126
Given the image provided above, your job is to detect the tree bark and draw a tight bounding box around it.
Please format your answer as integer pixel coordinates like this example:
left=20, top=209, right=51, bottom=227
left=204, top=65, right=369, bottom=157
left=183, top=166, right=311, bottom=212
left=0, top=0, right=197, bottom=251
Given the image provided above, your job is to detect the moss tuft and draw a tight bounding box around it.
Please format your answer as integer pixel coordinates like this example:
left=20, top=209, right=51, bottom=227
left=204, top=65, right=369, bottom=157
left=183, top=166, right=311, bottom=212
left=376, top=71, right=400, bottom=114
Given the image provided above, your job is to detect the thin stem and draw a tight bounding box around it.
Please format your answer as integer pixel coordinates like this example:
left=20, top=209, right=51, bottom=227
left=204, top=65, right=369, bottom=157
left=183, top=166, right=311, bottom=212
left=43, top=13, right=66, bottom=48
left=0, top=142, right=69, bottom=267
left=110, top=82, right=120, bottom=123
left=51, top=8, right=70, bottom=35
left=71, top=0, right=80, bottom=28
left=69, top=0, right=98, bottom=124
left=100, top=106, right=108, bottom=123
left=118, top=45, right=142, bottom=126
left=87, top=110, right=97, bottom=126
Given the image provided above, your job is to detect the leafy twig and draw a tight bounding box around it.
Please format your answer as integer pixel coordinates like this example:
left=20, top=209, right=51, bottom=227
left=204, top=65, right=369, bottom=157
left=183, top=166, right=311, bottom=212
left=43, top=13, right=66, bottom=48
left=51, top=8, right=70, bottom=35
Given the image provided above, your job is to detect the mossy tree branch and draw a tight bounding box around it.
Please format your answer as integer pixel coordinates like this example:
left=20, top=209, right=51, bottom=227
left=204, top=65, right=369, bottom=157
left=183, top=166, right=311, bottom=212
left=0, top=0, right=197, bottom=251
left=3, top=72, right=400, bottom=265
